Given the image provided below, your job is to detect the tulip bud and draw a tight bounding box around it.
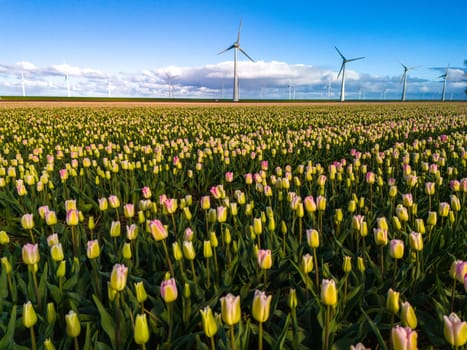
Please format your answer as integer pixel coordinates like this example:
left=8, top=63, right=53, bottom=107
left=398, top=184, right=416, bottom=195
left=200, top=195, right=211, bottom=210
left=288, top=288, right=298, bottom=309
left=439, top=202, right=450, bottom=217
left=122, top=242, right=132, bottom=259
left=160, top=277, right=178, bottom=303
left=450, top=195, right=461, bottom=212
left=22, top=243, right=40, bottom=265
left=348, top=199, right=357, bottom=213
left=203, top=240, right=213, bottom=258
left=134, top=313, right=150, bottom=345
left=0, top=231, right=10, bottom=245
left=443, top=312, right=467, bottom=346
left=98, top=197, right=108, bottom=211
left=252, top=290, right=272, bottom=323
left=87, top=239, right=100, bottom=259
left=66, top=209, right=79, bottom=226
left=220, top=293, right=241, bottom=326
left=321, top=279, right=337, bottom=307
left=47, top=302, right=57, bottom=324
left=253, top=217, right=262, bottom=235
left=23, top=301, right=37, bottom=328
left=200, top=306, right=218, bottom=338
left=391, top=326, right=418, bottom=350
left=455, top=261, right=467, bottom=284
left=149, top=219, right=168, bottom=241
left=304, top=196, right=317, bottom=213
left=110, top=263, right=128, bottom=292
left=108, top=195, right=120, bottom=209
left=134, top=282, right=147, bottom=303
left=357, top=257, right=365, bottom=272
left=65, top=310, right=81, bottom=338
left=389, top=185, right=398, bottom=198
left=427, top=211, right=437, bottom=226
left=401, top=301, right=417, bottom=329
left=301, top=253, right=314, bottom=274
left=21, top=213, right=34, bottom=230
left=183, top=240, right=196, bottom=260
left=45, top=211, right=57, bottom=226
left=316, top=196, right=326, bottom=211
left=386, top=288, right=400, bottom=314
left=306, top=228, right=319, bottom=248
left=257, top=249, right=272, bottom=270
left=374, top=228, right=388, bottom=246
left=334, top=208, right=343, bottom=224
left=109, top=220, right=121, bottom=237
left=409, top=232, right=423, bottom=251
left=1, top=257, right=12, bottom=274
left=342, top=256, right=352, bottom=273
left=392, top=216, right=402, bottom=231
left=350, top=343, right=370, bottom=350
left=390, top=239, right=404, bottom=259
left=56, top=260, right=66, bottom=278
left=123, top=203, right=135, bottom=219
left=44, top=339, right=56, bottom=350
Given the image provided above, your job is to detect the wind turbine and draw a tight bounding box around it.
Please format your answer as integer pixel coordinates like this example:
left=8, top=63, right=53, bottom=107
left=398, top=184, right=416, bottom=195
left=165, top=72, right=176, bottom=98
left=335, top=46, right=364, bottom=102
left=218, top=19, right=254, bottom=102
left=438, top=66, right=449, bottom=102
left=21, top=72, right=26, bottom=97
left=400, top=63, right=416, bottom=101
left=107, top=76, right=112, bottom=97
left=65, top=73, right=71, bottom=97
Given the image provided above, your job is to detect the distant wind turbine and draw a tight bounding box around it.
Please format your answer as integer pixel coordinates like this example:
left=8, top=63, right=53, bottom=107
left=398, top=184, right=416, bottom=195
left=165, top=72, right=176, bottom=98
left=21, top=72, right=26, bottom=97
left=438, top=66, right=449, bottom=102
left=400, top=63, right=417, bottom=101
left=335, top=46, right=364, bottom=102
left=107, top=76, right=112, bottom=97
left=218, top=19, right=254, bottom=102
left=65, top=73, right=71, bottom=97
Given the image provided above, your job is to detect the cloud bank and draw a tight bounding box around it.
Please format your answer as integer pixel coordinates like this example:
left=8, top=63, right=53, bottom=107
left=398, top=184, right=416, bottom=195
left=0, top=60, right=465, bottom=100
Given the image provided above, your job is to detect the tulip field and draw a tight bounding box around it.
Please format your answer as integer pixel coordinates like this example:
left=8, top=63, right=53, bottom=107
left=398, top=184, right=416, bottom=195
left=0, top=102, right=466, bottom=350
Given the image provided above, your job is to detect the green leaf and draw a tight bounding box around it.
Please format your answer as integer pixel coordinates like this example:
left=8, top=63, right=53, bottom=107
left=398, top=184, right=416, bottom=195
left=360, top=307, right=387, bottom=350
left=272, top=313, right=291, bottom=350
left=92, top=295, right=117, bottom=349
left=0, top=305, right=16, bottom=349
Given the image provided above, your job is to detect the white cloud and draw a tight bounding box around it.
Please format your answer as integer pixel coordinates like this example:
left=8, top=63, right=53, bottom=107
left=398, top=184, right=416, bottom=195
left=0, top=60, right=465, bottom=99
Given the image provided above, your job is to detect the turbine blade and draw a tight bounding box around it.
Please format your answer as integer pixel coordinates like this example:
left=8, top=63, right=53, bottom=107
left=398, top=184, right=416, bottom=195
left=217, top=44, right=236, bottom=55
left=400, top=63, right=408, bottom=71
left=335, top=46, right=345, bottom=60
left=239, top=47, right=254, bottom=62
left=348, top=56, right=365, bottom=62
left=237, top=19, right=243, bottom=43
left=337, top=62, right=345, bottom=79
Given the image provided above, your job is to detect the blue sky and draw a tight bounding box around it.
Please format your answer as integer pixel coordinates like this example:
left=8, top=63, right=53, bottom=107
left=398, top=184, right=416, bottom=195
left=0, top=0, right=465, bottom=99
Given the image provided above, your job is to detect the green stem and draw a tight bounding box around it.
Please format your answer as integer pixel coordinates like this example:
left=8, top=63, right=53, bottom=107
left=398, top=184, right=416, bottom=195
left=313, top=248, right=319, bottom=294
left=29, top=229, right=35, bottom=243
left=168, top=302, right=173, bottom=346
left=31, top=269, right=42, bottom=310
left=210, top=336, right=216, bottom=350
left=450, top=279, right=456, bottom=313
left=30, top=327, right=37, bottom=350
left=323, top=305, right=331, bottom=350
left=190, top=260, right=198, bottom=283
left=230, top=325, right=235, bottom=350
left=380, top=246, right=384, bottom=277
left=115, top=293, right=121, bottom=350
left=259, top=322, right=263, bottom=350
left=161, top=239, right=174, bottom=276
left=206, top=258, right=210, bottom=289
left=74, top=336, right=80, bottom=350
left=141, top=344, right=146, bottom=350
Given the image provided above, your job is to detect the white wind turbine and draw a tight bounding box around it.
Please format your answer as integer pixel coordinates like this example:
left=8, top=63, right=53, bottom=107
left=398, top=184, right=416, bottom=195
left=21, top=72, right=26, bottom=97
left=438, top=66, right=449, bottom=102
left=335, top=46, right=364, bottom=102
left=218, top=19, right=254, bottom=102
left=400, top=63, right=417, bottom=101
left=165, top=72, right=176, bottom=98
left=65, top=73, right=71, bottom=97
left=107, top=76, right=112, bottom=97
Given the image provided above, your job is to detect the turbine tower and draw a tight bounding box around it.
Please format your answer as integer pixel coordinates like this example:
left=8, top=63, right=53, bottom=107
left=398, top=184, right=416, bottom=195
left=107, top=76, right=112, bottom=97
left=335, top=46, right=364, bottom=102
left=218, top=19, right=254, bottom=102
left=439, top=66, right=449, bottom=102
left=21, top=72, right=26, bottom=97
left=400, top=63, right=416, bottom=101
left=65, top=73, right=71, bottom=97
